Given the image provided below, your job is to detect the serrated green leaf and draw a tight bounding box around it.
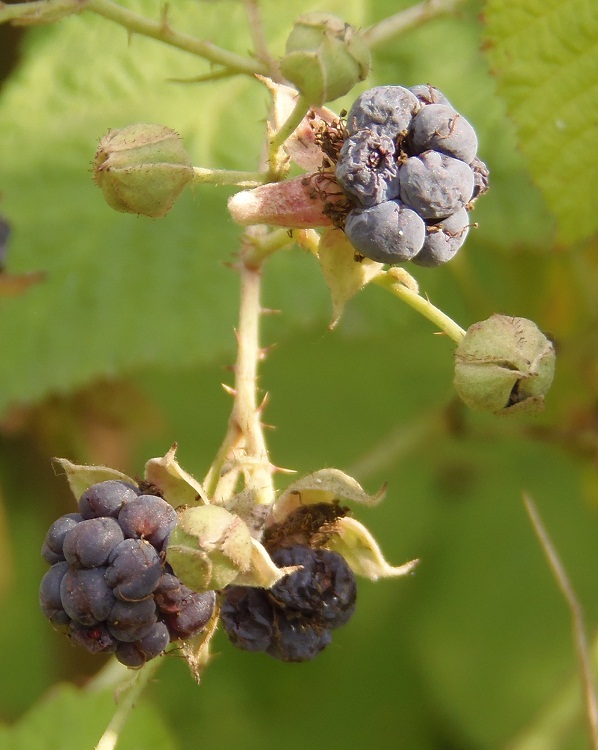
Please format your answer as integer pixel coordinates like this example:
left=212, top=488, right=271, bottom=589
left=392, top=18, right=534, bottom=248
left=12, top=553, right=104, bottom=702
left=0, top=0, right=364, bottom=416
left=483, top=0, right=598, bottom=244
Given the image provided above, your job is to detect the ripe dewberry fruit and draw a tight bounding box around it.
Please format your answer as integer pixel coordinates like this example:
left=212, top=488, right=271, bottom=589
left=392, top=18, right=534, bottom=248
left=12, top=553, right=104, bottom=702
left=40, top=479, right=216, bottom=667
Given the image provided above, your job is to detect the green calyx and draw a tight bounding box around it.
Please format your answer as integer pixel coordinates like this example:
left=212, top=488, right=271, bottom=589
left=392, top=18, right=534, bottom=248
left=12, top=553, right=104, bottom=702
left=454, top=314, right=556, bottom=415
left=93, top=123, right=193, bottom=218
left=279, top=13, right=370, bottom=105
left=166, top=505, right=253, bottom=591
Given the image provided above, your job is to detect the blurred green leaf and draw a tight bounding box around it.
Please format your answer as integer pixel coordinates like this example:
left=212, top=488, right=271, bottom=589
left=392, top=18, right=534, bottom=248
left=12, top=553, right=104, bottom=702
left=483, top=0, right=598, bottom=245
left=1, top=682, right=175, bottom=750
left=0, top=0, right=363, bottom=415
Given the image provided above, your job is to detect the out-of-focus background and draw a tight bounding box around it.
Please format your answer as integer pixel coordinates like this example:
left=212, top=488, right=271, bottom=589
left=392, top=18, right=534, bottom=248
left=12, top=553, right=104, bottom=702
left=1, top=1, right=597, bottom=748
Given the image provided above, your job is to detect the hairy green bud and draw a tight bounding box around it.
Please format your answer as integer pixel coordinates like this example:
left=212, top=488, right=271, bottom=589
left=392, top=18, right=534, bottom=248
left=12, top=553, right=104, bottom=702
left=279, top=13, right=370, bottom=105
left=454, top=314, right=556, bottom=415
left=93, top=124, right=193, bottom=218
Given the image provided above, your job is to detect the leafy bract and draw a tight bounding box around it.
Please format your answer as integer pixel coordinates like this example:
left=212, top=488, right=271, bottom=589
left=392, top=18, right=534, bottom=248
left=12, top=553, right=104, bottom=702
left=483, top=0, right=598, bottom=244
left=0, top=0, right=364, bottom=416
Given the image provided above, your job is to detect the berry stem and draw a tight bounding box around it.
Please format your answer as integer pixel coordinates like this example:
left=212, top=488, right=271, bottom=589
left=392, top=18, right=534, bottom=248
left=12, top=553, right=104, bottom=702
left=374, top=272, right=466, bottom=344
left=204, top=228, right=275, bottom=505
left=92, top=657, right=163, bottom=750
left=83, top=0, right=268, bottom=75
left=191, top=167, right=269, bottom=188
left=362, top=0, right=469, bottom=49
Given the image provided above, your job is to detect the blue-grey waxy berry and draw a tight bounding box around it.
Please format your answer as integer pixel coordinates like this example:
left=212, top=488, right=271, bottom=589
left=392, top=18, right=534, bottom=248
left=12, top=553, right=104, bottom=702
left=399, top=151, right=474, bottom=220
left=346, top=85, right=420, bottom=139
left=345, top=200, right=425, bottom=264
left=413, top=208, right=470, bottom=267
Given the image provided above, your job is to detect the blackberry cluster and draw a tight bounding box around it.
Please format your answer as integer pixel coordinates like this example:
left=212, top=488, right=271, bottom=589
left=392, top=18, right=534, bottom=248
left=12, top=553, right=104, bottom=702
left=220, top=545, right=356, bottom=662
left=39, top=480, right=216, bottom=667
left=335, top=84, right=489, bottom=267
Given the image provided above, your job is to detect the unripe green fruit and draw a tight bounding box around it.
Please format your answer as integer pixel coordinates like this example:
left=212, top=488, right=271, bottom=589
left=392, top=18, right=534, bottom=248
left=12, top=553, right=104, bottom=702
left=280, top=13, right=370, bottom=105
left=93, top=124, right=193, bottom=218
left=454, top=314, right=556, bottom=415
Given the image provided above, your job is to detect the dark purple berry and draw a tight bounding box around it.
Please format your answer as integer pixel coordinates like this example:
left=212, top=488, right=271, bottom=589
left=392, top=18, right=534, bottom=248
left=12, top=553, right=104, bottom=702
left=41, top=513, right=83, bottom=565
left=105, top=539, right=162, bottom=602
left=271, top=546, right=357, bottom=629
left=153, top=573, right=187, bottom=614
left=163, top=590, right=216, bottom=639
left=60, top=566, right=115, bottom=626
left=118, top=495, right=177, bottom=550
left=67, top=622, right=117, bottom=654
left=220, top=586, right=275, bottom=653
left=78, top=480, right=139, bottom=520
left=62, top=517, right=124, bottom=569
left=39, top=561, right=71, bottom=630
left=266, top=615, right=332, bottom=663
left=115, top=621, right=170, bottom=667
left=107, top=598, right=157, bottom=642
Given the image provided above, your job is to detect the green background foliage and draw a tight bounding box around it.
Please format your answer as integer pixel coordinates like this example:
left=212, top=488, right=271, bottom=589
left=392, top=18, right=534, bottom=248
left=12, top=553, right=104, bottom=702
left=0, top=0, right=597, bottom=748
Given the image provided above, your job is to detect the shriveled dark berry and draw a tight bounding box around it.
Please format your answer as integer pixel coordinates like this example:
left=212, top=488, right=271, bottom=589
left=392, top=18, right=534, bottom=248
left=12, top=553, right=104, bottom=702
left=271, top=545, right=357, bottom=629
left=266, top=614, right=332, bottom=663
left=220, top=586, right=275, bottom=653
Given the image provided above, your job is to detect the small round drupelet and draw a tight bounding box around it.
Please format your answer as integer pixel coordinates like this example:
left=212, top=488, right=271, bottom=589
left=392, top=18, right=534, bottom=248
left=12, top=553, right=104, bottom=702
left=118, top=494, right=177, bottom=550
left=399, top=151, right=474, bottom=220
left=105, top=538, right=163, bottom=602
left=409, top=104, right=478, bottom=164
left=41, top=513, right=83, bottom=565
left=345, top=200, right=426, bottom=264
left=78, top=480, right=139, bottom=520
left=413, top=208, right=470, bottom=268
left=345, top=85, right=420, bottom=139
left=62, top=516, right=125, bottom=569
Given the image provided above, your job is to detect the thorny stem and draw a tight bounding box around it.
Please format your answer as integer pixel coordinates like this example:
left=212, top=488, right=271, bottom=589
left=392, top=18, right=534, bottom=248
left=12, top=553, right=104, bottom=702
left=204, top=229, right=274, bottom=505
left=0, top=0, right=81, bottom=23
left=242, top=0, right=280, bottom=79
left=84, top=0, right=268, bottom=75
left=363, top=0, right=469, bottom=48
left=523, top=495, right=598, bottom=750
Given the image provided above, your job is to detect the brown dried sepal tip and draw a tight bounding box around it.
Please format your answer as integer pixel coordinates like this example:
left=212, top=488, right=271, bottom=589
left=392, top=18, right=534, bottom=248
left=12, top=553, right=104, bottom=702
left=263, top=501, right=350, bottom=552
left=312, top=114, right=348, bottom=167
